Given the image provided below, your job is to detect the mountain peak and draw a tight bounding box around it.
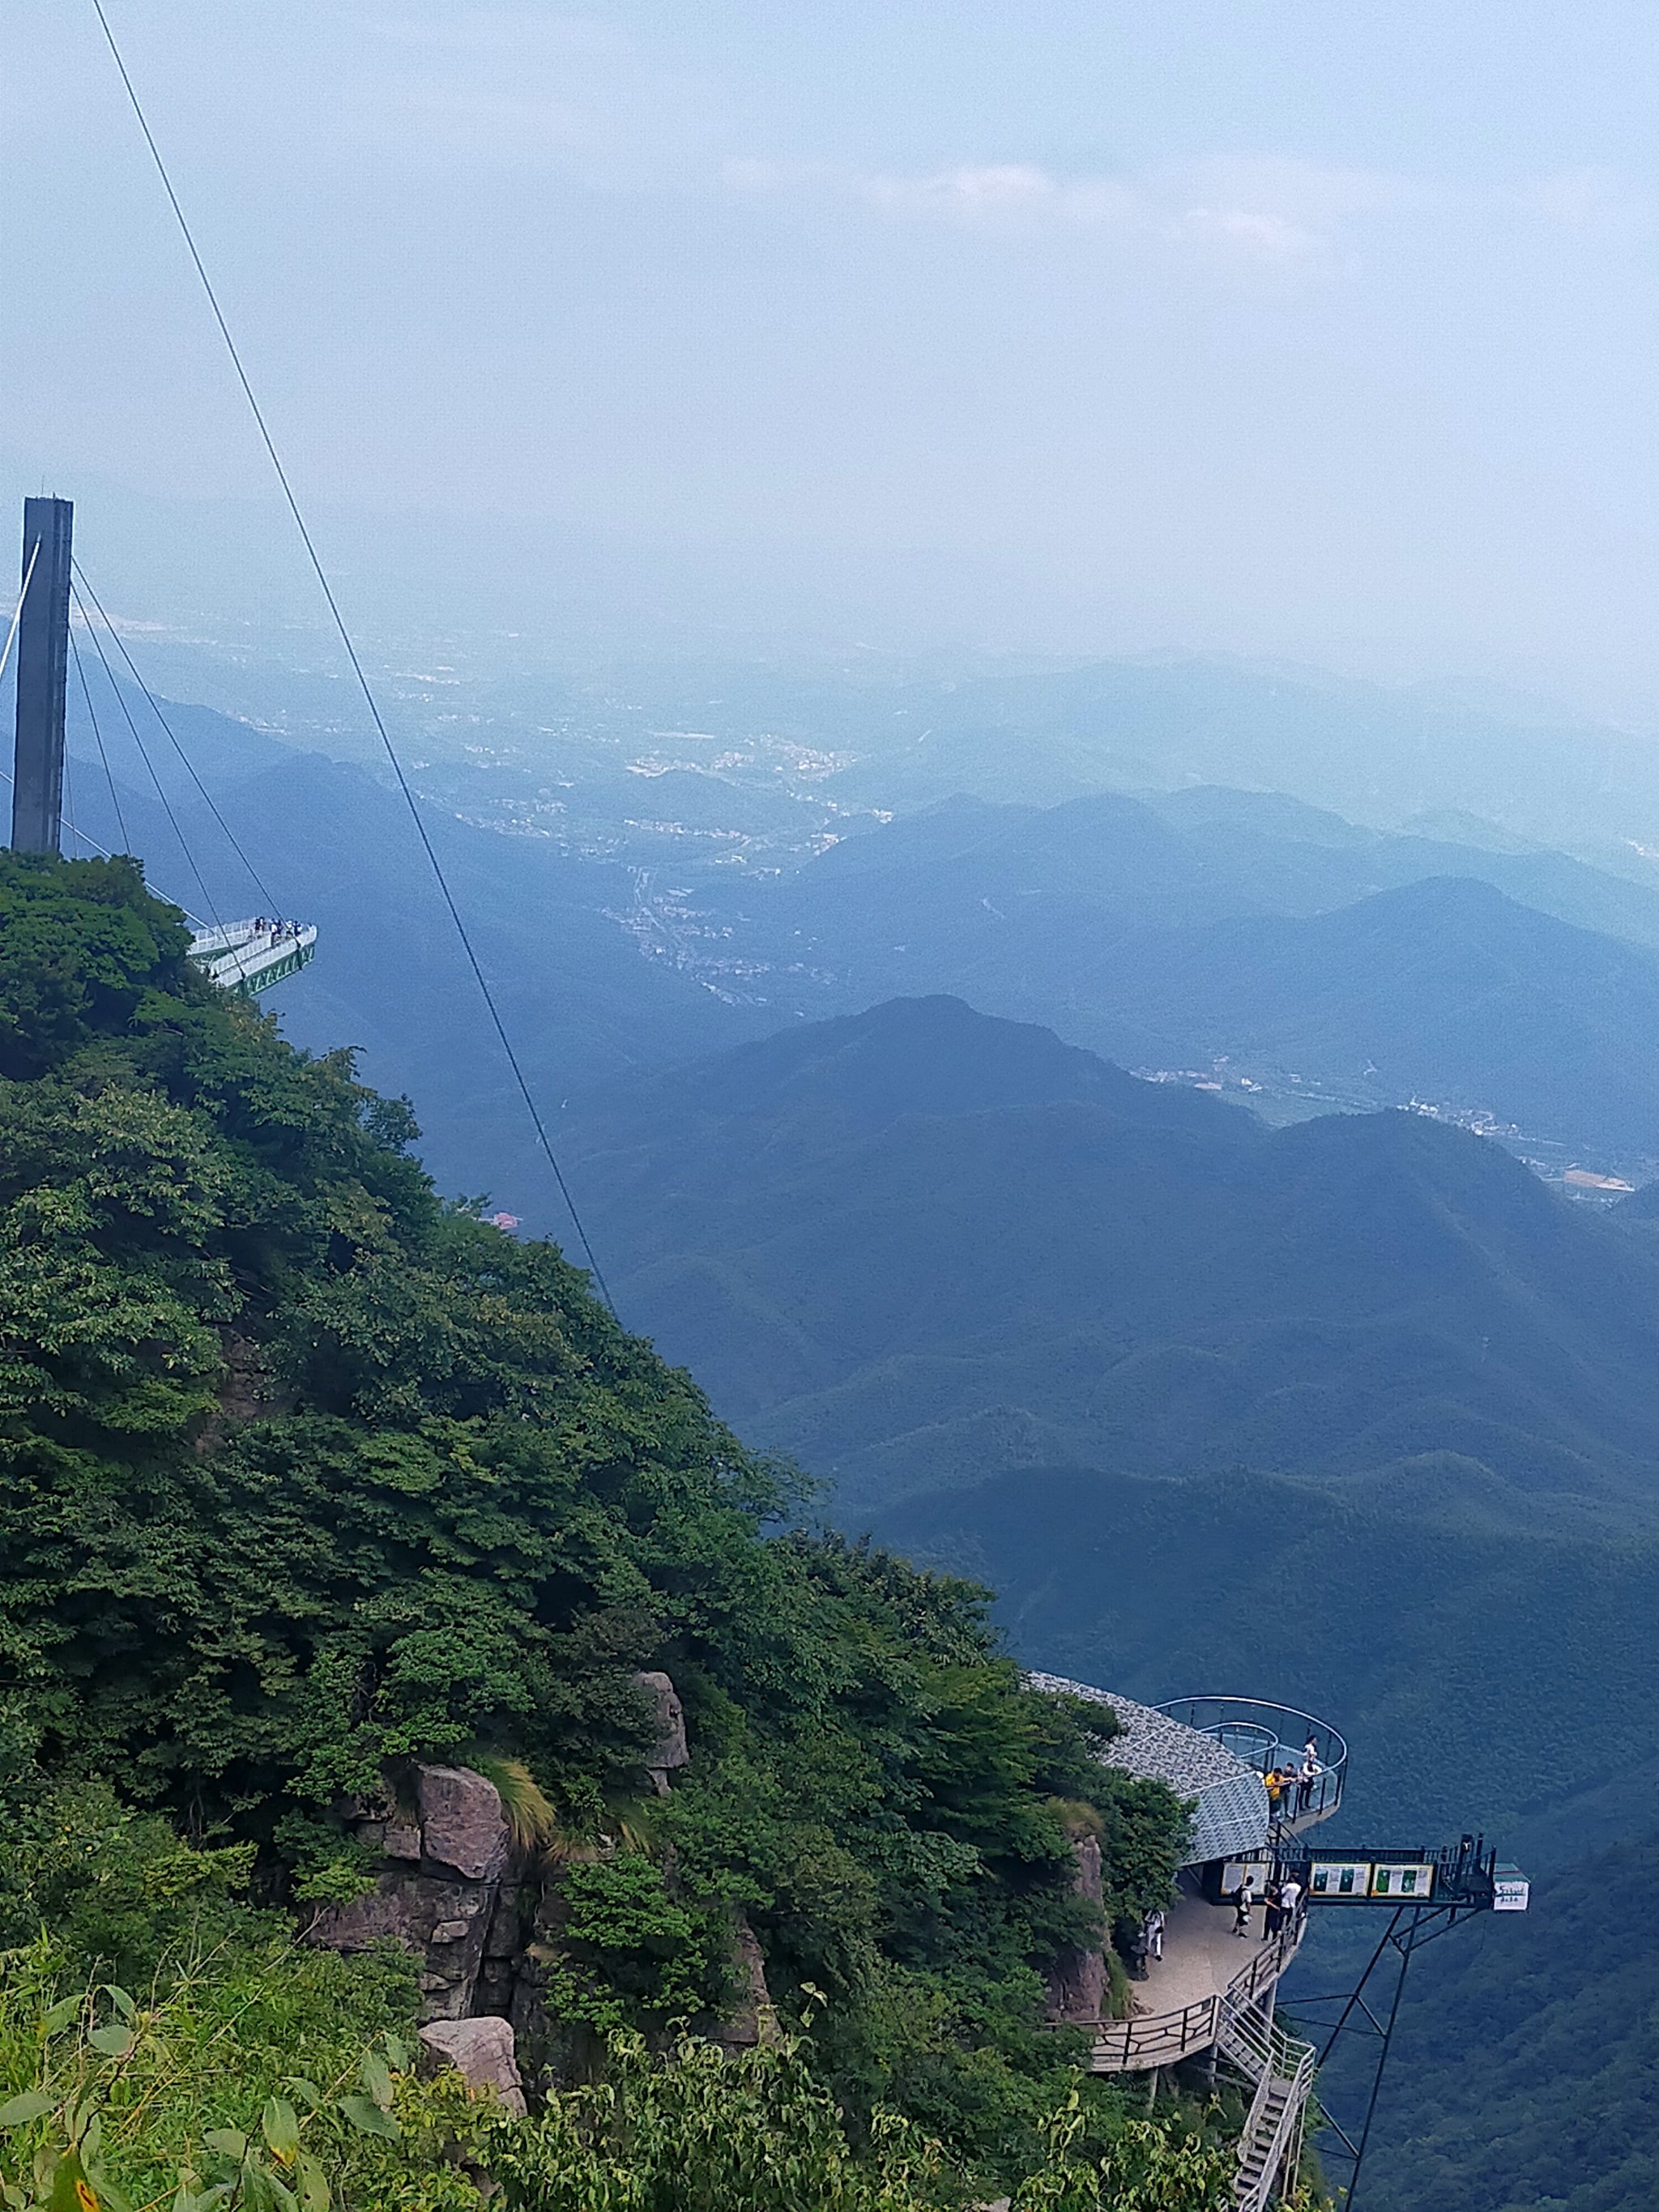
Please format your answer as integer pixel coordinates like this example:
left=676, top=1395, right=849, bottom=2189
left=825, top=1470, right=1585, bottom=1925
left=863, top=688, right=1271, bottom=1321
left=581, top=995, right=1252, bottom=1141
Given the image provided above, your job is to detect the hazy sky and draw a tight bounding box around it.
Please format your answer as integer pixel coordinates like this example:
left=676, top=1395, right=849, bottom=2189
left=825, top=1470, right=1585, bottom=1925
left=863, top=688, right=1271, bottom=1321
left=6, top=2, right=1659, bottom=714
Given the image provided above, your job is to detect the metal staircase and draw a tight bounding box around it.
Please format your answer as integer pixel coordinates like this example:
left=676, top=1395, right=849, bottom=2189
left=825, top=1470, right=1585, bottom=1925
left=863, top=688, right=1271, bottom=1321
left=1219, top=1991, right=1316, bottom=2211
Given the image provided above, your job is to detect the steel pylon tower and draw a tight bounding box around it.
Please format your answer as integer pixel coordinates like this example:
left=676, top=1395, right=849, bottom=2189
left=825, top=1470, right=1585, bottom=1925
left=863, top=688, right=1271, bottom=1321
left=11, top=497, right=74, bottom=853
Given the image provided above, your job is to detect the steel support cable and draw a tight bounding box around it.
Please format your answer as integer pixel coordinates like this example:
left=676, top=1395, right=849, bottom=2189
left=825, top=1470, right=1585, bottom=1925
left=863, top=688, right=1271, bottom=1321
left=68, top=618, right=132, bottom=851
left=72, top=558, right=280, bottom=914
left=87, top=0, right=617, bottom=1313
left=0, top=757, right=207, bottom=922
left=0, top=539, right=41, bottom=686
left=71, top=578, right=222, bottom=930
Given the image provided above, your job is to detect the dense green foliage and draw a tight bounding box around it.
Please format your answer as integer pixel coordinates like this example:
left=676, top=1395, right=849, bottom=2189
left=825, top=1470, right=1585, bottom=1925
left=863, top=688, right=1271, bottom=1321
left=0, top=853, right=1191, bottom=2190
left=0, top=1928, right=1239, bottom=2212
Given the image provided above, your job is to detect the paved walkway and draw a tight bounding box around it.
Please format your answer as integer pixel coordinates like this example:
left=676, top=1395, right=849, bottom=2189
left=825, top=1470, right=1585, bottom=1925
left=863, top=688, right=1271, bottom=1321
left=1133, top=1881, right=1294, bottom=2017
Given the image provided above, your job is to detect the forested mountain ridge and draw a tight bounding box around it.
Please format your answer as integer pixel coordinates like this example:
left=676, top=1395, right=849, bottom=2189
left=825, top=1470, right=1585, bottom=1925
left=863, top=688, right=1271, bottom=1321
left=881, top=1459, right=1659, bottom=1862
left=0, top=852, right=1209, bottom=2207
left=557, top=995, right=1659, bottom=1881
left=561, top=995, right=1659, bottom=1511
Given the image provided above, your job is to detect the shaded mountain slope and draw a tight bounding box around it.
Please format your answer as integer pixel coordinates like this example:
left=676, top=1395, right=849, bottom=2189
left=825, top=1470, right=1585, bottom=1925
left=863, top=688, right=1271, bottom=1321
left=878, top=1460, right=1659, bottom=1852
left=1356, top=1837, right=1659, bottom=2212
left=686, top=796, right=1659, bottom=1166
left=562, top=997, right=1659, bottom=1512
left=1075, top=876, right=1659, bottom=1161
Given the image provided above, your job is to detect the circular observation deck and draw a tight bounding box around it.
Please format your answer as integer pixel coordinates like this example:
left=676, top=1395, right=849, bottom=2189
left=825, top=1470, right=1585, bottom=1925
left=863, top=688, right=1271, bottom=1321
left=1156, top=1697, right=1346, bottom=1837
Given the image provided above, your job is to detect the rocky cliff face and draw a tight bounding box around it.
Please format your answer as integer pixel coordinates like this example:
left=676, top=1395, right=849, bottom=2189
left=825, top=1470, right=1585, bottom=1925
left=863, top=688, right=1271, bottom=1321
left=311, top=1763, right=518, bottom=2022
left=1044, top=1832, right=1107, bottom=2027
left=306, top=1677, right=772, bottom=2096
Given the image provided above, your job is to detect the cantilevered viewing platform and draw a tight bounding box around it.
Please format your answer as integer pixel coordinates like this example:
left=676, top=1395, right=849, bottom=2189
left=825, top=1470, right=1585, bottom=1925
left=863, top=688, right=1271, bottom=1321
left=190, top=919, right=318, bottom=997
left=1031, top=1680, right=1348, bottom=2211
left=1029, top=1680, right=1346, bottom=2074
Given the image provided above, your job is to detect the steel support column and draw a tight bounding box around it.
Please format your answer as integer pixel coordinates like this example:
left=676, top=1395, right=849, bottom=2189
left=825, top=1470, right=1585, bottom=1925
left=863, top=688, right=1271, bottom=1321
left=11, top=497, right=73, bottom=853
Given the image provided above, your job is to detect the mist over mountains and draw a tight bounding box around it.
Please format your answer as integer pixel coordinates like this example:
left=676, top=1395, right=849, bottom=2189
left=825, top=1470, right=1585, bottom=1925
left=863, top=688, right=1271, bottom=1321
left=676, top=792, right=1659, bottom=1173
left=46, top=639, right=1659, bottom=2211
left=65, top=650, right=1659, bottom=1196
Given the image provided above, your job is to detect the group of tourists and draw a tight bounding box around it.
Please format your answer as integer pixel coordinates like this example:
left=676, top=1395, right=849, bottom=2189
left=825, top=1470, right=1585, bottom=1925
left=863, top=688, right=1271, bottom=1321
left=1230, top=1869, right=1306, bottom=1941
left=1264, top=1736, right=1323, bottom=1823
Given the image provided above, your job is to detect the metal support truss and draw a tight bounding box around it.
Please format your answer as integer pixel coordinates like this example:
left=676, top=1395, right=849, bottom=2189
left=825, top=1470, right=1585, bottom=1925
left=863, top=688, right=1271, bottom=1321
left=1287, top=1897, right=1484, bottom=2208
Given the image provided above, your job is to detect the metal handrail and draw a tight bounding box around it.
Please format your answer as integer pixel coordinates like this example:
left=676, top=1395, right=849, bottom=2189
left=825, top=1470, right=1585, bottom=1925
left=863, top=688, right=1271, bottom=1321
left=1084, top=1911, right=1307, bottom=2071
left=1221, top=1999, right=1316, bottom=2212
left=1155, top=1695, right=1347, bottom=1776
left=1157, top=1695, right=1347, bottom=1828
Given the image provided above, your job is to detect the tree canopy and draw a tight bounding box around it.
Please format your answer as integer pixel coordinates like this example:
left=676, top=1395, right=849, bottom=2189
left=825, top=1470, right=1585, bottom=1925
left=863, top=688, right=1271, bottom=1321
left=0, top=852, right=1194, bottom=2192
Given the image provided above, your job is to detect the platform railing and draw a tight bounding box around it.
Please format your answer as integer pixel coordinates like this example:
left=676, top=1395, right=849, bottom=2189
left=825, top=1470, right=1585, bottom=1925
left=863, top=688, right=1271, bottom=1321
left=1156, top=1696, right=1347, bottom=1830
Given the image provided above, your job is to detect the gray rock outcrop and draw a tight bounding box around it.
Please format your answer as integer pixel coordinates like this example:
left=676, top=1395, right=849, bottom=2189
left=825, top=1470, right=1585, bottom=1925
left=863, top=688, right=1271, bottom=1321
left=308, top=1762, right=514, bottom=2019
left=1044, top=1831, right=1107, bottom=2026
left=632, top=1670, right=689, bottom=1794
left=417, top=2016, right=527, bottom=2117
left=417, top=1765, right=511, bottom=1882
left=718, top=1914, right=778, bottom=2050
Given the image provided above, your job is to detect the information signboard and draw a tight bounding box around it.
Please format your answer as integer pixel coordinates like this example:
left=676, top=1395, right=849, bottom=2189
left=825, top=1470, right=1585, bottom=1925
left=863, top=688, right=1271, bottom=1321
left=1307, top=1859, right=1436, bottom=1902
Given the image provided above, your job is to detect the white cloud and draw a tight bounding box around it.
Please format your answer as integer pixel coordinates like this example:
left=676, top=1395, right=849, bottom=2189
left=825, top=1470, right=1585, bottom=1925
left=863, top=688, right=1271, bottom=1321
left=1168, top=204, right=1320, bottom=264
left=727, top=151, right=1406, bottom=274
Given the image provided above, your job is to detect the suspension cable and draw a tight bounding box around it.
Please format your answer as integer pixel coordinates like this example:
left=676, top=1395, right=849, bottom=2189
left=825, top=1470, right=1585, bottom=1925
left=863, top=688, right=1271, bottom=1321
left=62, top=748, right=79, bottom=857
left=0, top=539, right=41, bottom=687
left=71, top=578, right=222, bottom=930
left=72, top=558, right=280, bottom=914
left=87, top=0, right=616, bottom=1311
left=69, top=617, right=132, bottom=852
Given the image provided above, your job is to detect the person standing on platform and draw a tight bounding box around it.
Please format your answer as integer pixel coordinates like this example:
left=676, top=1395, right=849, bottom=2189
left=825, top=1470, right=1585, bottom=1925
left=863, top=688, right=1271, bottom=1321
left=1145, top=1907, right=1165, bottom=1962
left=1263, top=1880, right=1285, bottom=1940
left=1233, top=1873, right=1255, bottom=1937
left=1300, top=1739, right=1320, bottom=1810
left=1281, top=1875, right=1303, bottom=1929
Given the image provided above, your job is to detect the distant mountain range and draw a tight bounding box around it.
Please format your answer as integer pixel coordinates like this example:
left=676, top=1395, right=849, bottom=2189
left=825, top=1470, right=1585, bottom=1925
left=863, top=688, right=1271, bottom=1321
left=62, top=667, right=1659, bottom=1185
left=815, top=655, right=1659, bottom=863
left=669, top=789, right=1659, bottom=1171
